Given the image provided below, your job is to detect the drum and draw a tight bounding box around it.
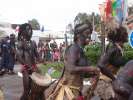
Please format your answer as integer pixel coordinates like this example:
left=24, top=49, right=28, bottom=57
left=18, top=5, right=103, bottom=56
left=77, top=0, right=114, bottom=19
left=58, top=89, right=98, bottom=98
left=29, top=72, right=52, bottom=100
left=30, top=72, right=52, bottom=87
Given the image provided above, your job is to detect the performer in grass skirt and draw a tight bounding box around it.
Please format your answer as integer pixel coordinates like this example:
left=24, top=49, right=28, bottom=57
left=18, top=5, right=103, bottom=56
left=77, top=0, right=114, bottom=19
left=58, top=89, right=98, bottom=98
left=94, top=20, right=128, bottom=100
left=43, top=21, right=100, bottom=100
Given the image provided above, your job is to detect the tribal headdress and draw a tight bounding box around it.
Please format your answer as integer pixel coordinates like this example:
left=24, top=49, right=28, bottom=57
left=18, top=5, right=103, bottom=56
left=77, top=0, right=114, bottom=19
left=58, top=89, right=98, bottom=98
left=74, top=21, right=92, bottom=42
left=106, top=20, right=128, bottom=43
left=18, top=23, right=33, bottom=41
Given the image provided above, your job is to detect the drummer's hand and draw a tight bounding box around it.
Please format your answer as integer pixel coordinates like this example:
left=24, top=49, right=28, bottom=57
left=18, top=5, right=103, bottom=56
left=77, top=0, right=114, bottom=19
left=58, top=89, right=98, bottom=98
left=87, top=67, right=100, bottom=75
left=96, top=68, right=100, bottom=73
left=93, top=67, right=100, bottom=75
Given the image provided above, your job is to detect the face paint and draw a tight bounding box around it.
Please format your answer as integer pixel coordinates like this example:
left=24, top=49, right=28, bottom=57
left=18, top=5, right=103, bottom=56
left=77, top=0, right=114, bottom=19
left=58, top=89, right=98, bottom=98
left=83, top=29, right=92, bottom=36
left=79, top=34, right=88, bottom=46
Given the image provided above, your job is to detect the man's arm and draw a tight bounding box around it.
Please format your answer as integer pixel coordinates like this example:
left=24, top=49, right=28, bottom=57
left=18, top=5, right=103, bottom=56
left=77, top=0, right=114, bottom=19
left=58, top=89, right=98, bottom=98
left=97, top=48, right=116, bottom=80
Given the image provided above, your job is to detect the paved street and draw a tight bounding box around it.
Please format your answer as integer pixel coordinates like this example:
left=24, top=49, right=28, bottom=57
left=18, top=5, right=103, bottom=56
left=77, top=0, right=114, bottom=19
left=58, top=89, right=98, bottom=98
left=0, top=65, right=23, bottom=100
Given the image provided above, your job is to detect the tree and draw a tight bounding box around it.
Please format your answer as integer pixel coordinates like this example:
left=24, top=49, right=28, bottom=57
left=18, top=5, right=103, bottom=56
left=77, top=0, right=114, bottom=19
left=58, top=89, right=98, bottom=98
left=74, top=12, right=101, bottom=31
left=28, top=19, right=40, bottom=30
left=74, top=13, right=89, bottom=25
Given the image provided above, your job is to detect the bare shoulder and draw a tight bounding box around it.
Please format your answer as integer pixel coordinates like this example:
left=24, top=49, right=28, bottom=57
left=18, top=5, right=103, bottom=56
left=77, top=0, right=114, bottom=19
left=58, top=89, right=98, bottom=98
left=64, top=44, right=80, bottom=63
left=68, top=44, right=80, bottom=53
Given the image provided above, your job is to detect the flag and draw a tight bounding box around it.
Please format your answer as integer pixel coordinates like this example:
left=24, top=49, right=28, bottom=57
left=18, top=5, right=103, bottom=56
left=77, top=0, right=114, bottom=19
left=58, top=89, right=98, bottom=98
left=99, top=0, right=128, bottom=24
left=112, top=0, right=117, bottom=16
left=116, top=0, right=123, bottom=24
left=105, top=0, right=112, bottom=18
left=115, top=0, right=128, bottom=24
left=123, top=0, right=128, bottom=21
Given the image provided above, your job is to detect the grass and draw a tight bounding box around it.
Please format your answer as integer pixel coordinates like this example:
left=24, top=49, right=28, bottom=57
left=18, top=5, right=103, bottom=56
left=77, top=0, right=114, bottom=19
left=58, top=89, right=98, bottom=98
left=38, top=62, right=64, bottom=79
left=38, top=62, right=97, bottom=79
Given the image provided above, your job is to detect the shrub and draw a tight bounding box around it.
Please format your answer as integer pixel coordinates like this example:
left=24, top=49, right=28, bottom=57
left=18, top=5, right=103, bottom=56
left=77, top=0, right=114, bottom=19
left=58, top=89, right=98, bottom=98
left=39, top=43, right=133, bottom=78
left=84, top=43, right=101, bottom=64
left=123, top=43, right=133, bottom=62
left=84, top=43, right=133, bottom=64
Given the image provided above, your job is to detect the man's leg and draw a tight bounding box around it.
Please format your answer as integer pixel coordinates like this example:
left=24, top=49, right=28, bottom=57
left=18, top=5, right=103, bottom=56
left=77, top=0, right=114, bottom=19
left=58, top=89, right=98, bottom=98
left=20, top=70, right=31, bottom=100
left=8, top=55, right=15, bottom=74
left=4, top=54, right=9, bottom=73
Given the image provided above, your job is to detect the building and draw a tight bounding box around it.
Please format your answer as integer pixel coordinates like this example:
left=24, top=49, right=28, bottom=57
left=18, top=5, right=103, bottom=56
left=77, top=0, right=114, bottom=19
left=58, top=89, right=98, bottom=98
left=0, top=22, right=73, bottom=46
left=0, top=22, right=15, bottom=36
left=32, top=30, right=73, bottom=46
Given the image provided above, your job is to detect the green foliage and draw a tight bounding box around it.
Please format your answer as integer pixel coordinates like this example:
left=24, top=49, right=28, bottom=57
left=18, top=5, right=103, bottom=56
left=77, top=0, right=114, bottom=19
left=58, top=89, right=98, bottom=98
left=124, top=43, right=133, bottom=51
left=50, top=70, right=62, bottom=79
left=39, top=44, right=133, bottom=78
left=84, top=43, right=101, bottom=64
left=38, top=62, right=64, bottom=78
left=123, top=43, right=133, bottom=62
left=74, top=12, right=101, bottom=31
left=74, top=13, right=89, bottom=25
left=84, top=43, right=133, bottom=65
left=28, top=19, right=40, bottom=30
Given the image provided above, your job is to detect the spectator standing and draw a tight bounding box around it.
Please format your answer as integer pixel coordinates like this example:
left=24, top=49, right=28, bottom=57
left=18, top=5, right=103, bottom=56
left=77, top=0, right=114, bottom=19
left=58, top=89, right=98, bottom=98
left=45, top=42, right=51, bottom=62
left=0, top=36, right=10, bottom=75
left=38, top=40, right=44, bottom=62
left=52, top=48, right=60, bottom=62
left=7, top=34, right=16, bottom=74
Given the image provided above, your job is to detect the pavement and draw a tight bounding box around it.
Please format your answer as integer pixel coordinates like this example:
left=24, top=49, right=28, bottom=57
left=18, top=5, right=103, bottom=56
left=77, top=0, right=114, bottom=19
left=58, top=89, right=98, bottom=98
left=0, top=65, right=23, bottom=100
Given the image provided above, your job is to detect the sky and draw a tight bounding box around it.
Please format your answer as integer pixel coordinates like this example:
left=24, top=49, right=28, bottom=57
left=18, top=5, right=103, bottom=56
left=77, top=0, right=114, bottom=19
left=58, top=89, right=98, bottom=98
left=0, top=0, right=132, bottom=31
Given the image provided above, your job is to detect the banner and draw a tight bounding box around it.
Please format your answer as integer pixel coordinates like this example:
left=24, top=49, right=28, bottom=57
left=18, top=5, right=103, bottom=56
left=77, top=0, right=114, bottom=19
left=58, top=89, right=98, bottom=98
left=101, top=0, right=128, bottom=24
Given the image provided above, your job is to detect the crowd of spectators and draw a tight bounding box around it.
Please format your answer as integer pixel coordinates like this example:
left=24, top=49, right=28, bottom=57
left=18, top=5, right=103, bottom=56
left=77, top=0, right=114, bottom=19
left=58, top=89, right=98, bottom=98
left=0, top=34, right=16, bottom=75
left=37, top=40, right=66, bottom=63
left=0, top=34, right=66, bottom=76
